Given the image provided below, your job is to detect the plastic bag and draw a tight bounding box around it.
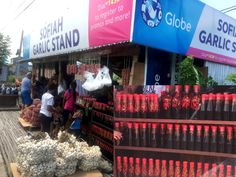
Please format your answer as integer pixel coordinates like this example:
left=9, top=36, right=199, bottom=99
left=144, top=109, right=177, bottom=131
left=82, top=71, right=101, bottom=91
left=100, top=66, right=112, bottom=86
left=70, top=119, right=81, bottom=130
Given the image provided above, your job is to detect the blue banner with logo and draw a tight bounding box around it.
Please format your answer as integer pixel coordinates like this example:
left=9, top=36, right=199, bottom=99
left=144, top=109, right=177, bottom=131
left=132, top=0, right=204, bottom=54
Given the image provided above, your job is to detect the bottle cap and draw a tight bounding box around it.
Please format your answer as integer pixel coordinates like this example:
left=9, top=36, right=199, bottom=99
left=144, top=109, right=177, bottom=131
left=224, top=94, right=231, bottom=100
left=152, top=123, right=157, bottom=129
left=189, top=125, right=195, bottom=131
left=142, top=158, right=147, bottom=164
left=212, top=163, right=216, bottom=168
left=129, top=157, right=134, bottom=164
left=165, top=85, right=171, bottom=90
left=227, top=126, right=233, bottom=132
left=161, top=124, right=165, bottom=129
left=162, top=160, right=166, bottom=165
left=190, top=162, right=194, bottom=167
left=134, top=94, right=140, bottom=100
left=127, top=123, right=132, bottom=129
left=219, top=164, right=224, bottom=170
left=116, top=156, right=121, bottom=162
left=152, top=94, right=158, bottom=99
left=193, top=85, right=200, bottom=92
left=140, top=94, right=146, bottom=100
left=204, top=163, right=209, bottom=169
left=135, top=158, right=140, bottom=163
left=204, top=125, right=209, bottom=131
left=209, top=93, right=216, bottom=100
left=148, top=123, right=151, bottom=127
left=167, top=124, right=173, bottom=129
left=175, top=124, right=180, bottom=130
left=115, top=122, right=120, bottom=128
left=182, top=124, right=188, bottom=131
left=127, top=94, right=133, bottom=99
left=201, top=94, right=208, bottom=101
left=197, top=162, right=202, bottom=168
left=216, top=93, right=223, bottom=100
left=116, top=94, right=121, bottom=99
left=211, top=126, right=217, bottom=132
left=226, top=165, right=231, bottom=172
left=175, top=161, right=180, bottom=166
left=219, top=126, right=225, bottom=132
left=134, top=123, right=139, bottom=129
left=169, top=160, right=174, bottom=165
left=120, top=122, right=124, bottom=127
left=184, top=85, right=190, bottom=90
left=142, top=123, right=147, bottom=129
left=122, top=94, right=127, bottom=99
left=183, top=161, right=188, bottom=167
left=197, top=125, right=202, bottom=131
left=155, top=159, right=160, bottom=166
left=175, top=85, right=182, bottom=92
left=123, top=156, right=128, bottom=163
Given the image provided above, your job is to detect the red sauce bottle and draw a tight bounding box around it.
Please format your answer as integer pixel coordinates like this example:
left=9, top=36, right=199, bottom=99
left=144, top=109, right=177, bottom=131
left=121, top=94, right=127, bottom=117
left=206, top=93, right=215, bottom=120
left=181, top=124, right=188, bottom=149
left=134, top=158, right=141, bottom=177
left=188, top=125, right=195, bottom=150
left=161, top=85, right=172, bottom=118
left=148, top=158, right=154, bottom=177
left=133, top=94, right=140, bottom=118
left=181, top=85, right=191, bottom=119
left=153, top=94, right=159, bottom=118
left=127, top=123, right=133, bottom=146
left=133, top=123, right=140, bottom=147
left=128, top=157, right=134, bottom=177
left=115, top=94, right=121, bottom=117
left=234, top=126, right=236, bottom=153
left=200, top=94, right=208, bottom=120
left=140, top=94, right=147, bottom=118
left=160, top=123, right=166, bottom=148
left=226, top=126, right=233, bottom=153
left=210, top=125, right=217, bottom=152
left=147, top=123, right=152, bottom=147
left=203, top=163, right=210, bottom=177
left=196, top=162, right=202, bottom=177
left=148, top=94, right=154, bottom=118
left=219, top=164, right=225, bottom=177
left=191, top=85, right=201, bottom=119
left=172, top=85, right=182, bottom=119
left=174, top=161, right=181, bottom=177
left=226, top=165, right=232, bottom=177
left=166, top=124, right=173, bottom=148
left=203, top=125, right=210, bottom=151
left=151, top=123, right=158, bottom=147
left=141, top=158, right=148, bottom=177
left=174, top=124, right=181, bottom=149
left=215, top=93, right=223, bottom=120
left=195, top=125, right=202, bottom=151
left=218, top=126, right=225, bottom=153
left=231, top=94, right=236, bottom=121
left=123, top=156, right=128, bottom=177
left=211, top=163, right=217, bottom=177
left=188, top=162, right=195, bottom=177
left=161, top=160, right=167, bottom=177
left=182, top=161, right=188, bottom=177
left=127, top=94, right=134, bottom=118
left=223, top=94, right=231, bottom=121
left=154, top=159, right=160, bottom=177
left=168, top=160, right=174, bottom=177
left=116, top=156, right=122, bottom=177
left=141, top=123, right=147, bottom=147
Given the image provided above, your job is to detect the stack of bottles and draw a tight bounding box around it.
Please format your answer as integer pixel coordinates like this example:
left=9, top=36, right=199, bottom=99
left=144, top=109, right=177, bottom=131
left=91, top=124, right=113, bottom=142
left=116, top=156, right=236, bottom=177
left=115, top=122, right=236, bottom=153
left=114, top=85, right=236, bottom=120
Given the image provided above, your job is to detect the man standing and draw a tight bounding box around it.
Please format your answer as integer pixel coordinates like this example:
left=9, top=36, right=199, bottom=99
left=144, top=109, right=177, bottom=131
left=21, top=72, right=32, bottom=108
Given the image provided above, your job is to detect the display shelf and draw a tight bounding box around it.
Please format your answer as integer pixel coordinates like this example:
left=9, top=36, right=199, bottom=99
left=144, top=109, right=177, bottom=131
left=91, top=121, right=113, bottom=132
left=91, top=133, right=113, bottom=146
left=114, top=146, right=236, bottom=159
left=114, top=118, right=236, bottom=125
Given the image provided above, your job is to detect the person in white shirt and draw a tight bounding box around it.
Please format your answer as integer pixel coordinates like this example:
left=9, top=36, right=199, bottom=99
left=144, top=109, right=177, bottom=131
left=39, top=82, right=57, bottom=133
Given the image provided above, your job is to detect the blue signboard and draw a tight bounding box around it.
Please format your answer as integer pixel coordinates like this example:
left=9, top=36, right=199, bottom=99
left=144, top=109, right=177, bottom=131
left=133, top=0, right=204, bottom=54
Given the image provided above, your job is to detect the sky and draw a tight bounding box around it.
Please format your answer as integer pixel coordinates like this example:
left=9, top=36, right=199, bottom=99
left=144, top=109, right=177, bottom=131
left=1, top=0, right=236, bottom=61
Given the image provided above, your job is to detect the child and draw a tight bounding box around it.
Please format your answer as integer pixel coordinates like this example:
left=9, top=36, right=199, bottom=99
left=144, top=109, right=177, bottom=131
left=69, top=110, right=83, bottom=138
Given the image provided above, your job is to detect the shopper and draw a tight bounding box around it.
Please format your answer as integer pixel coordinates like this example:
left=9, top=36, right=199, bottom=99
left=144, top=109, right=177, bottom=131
left=39, top=82, right=58, bottom=134
left=62, top=80, right=78, bottom=127
left=21, top=72, right=32, bottom=109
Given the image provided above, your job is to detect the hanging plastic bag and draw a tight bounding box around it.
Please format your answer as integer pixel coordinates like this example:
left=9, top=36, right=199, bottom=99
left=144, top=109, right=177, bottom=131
left=82, top=71, right=102, bottom=91
left=100, top=66, right=112, bottom=86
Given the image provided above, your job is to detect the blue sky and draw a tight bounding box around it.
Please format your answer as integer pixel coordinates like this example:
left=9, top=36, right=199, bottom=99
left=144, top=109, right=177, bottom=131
left=201, top=0, right=236, bottom=19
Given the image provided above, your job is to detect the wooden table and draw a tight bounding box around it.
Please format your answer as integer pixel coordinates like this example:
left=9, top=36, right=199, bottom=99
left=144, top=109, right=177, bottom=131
left=10, top=163, right=103, bottom=177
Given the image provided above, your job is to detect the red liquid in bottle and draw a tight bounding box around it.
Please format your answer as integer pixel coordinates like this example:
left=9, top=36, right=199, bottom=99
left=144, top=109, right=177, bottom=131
left=211, top=163, right=217, bottom=177
left=191, top=85, right=201, bottom=119
left=168, top=160, right=174, bottom=177
left=120, top=122, right=125, bottom=145
left=215, top=93, right=223, bottom=120
left=148, top=158, right=154, bottom=177
left=195, top=125, right=202, bottom=150
left=166, top=124, right=173, bottom=148
left=133, top=94, right=140, bottom=118
left=226, top=165, right=232, bottom=177
left=123, top=156, right=128, bottom=177
left=200, top=94, right=208, bottom=120
left=141, top=123, right=147, bottom=147
left=140, top=94, right=147, bottom=118
left=206, top=93, right=215, bottom=120
left=154, top=159, right=160, bottom=177
left=181, top=124, right=188, bottom=149
left=181, top=85, right=191, bottom=119
left=188, top=125, right=195, bottom=150
left=127, top=123, right=133, bottom=146
left=210, top=125, right=217, bottom=152
left=134, top=158, right=141, bottom=177
left=121, top=94, right=127, bottom=117
left=203, top=125, right=210, bottom=151
left=219, top=164, right=225, bottom=177
left=189, top=162, right=195, bottom=177
left=172, top=85, right=182, bottom=119
left=116, top=156, right=122, bottom=177
left=174, top=124, right=181, bottom=149
left=151, top=123, right=158, bottom=147
left=226, top=126, right=233, bottom=153
left=115, top=94, right=121, bottom=117
left=161, top=160, right=167, bottom=177
left=231, top=94, right=236, bottom=121
left=175, top=161, right=181, bottom=177
left=147, top=123, right=152, bottom=147
left=133, top=123, right=140, bottom=147
left=128, top=157, right=134, bottom=177
left=127, top=94, right=134, bottom=118
left=234, top=126, right=236, bottom=153
left=218, top=126, right=225, bottom=153
left=196, top=162, right=202, bottom=177
left=160, top=123, right=166, bottom=148
left=148, top=94, right=154, bottom=118
left=182, top=161, right=188, bottom=177
left=141, top=158, right=148, bottom=177
left=203, top=163, right=210, bottom=177
left=161, top=85, right=172, bottom=118
left=153, top=94, right=159, bottom=118
left=115, top=122, right=121, bottom=145
left=223, top=94, right=231, bottom=121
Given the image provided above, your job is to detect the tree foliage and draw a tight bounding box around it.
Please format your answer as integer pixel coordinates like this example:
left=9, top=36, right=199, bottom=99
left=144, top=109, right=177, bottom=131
left=0, top=33, right=11, bottom=66
left=226, top=73, right=236, bottom=84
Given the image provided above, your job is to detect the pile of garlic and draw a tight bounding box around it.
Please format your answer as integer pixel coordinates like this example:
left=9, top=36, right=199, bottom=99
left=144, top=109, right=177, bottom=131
left=16, top=133, right=57, bottom=177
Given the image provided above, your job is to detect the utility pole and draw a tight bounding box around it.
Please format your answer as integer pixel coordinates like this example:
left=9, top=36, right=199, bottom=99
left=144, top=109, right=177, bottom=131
left=16, top=30, right=24, bottom=78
